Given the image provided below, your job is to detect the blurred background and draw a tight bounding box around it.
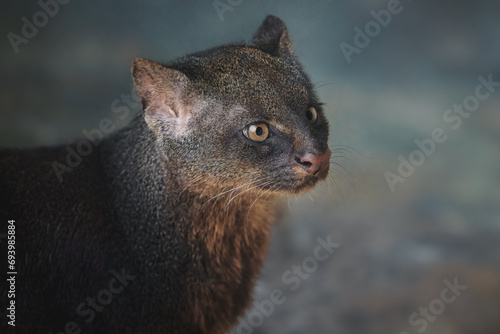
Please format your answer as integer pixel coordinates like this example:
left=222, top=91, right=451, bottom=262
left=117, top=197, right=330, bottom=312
left=1, top=0, right=500, bottom=333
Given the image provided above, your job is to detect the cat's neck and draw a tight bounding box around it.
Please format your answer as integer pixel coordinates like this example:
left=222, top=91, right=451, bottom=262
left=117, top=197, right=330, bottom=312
left=181, top=184, right=276, bottom=255
left=174, top=180, right=276, bottom=333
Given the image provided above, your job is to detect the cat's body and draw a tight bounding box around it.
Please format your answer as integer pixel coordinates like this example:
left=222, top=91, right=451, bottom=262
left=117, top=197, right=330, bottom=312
left=0, top=16, right=330, bottom=333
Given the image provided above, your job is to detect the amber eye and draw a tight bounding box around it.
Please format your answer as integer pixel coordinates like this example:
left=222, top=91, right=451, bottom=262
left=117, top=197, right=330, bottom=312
left=244, top=123, right=269, bottom=142
left=306, top=107, right=318, bottom=124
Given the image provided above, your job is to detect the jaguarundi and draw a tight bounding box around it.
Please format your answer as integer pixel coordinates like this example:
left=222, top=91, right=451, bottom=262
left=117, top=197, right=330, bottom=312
left=0, top=15, right=331, bottom=333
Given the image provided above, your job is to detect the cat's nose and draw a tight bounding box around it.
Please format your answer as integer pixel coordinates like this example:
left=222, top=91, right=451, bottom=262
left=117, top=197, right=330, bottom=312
left=294, top=149, right=331, bottom=176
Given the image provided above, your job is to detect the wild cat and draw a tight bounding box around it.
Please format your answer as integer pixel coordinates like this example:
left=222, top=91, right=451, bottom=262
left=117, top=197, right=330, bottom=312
left=0, top=15, right=330, bottom=333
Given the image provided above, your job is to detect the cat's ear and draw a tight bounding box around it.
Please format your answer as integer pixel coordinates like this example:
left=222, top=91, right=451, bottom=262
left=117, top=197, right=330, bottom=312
left=132, top=57, right=193, bottom=137
left=252, top=15, right=293, bottom=57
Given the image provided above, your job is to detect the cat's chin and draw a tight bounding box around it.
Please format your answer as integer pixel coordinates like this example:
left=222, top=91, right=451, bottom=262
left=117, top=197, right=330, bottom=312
left=291, top=179, right=323, bottom=194
left=274, top=168, right=330, bottom=196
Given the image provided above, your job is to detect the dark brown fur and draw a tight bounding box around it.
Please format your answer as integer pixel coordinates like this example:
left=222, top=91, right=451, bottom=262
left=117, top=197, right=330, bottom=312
left=0, top=16, right=329, bottom=333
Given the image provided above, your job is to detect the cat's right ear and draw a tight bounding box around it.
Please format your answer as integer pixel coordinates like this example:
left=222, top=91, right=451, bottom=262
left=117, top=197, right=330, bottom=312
left=132, top=57, right=193, bottom=137
left=252, top=15, right=293, bottom=58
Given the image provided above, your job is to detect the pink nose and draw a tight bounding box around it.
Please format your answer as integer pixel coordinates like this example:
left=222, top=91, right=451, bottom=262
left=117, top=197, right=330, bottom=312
left=294, top=148, right=331, bottom=176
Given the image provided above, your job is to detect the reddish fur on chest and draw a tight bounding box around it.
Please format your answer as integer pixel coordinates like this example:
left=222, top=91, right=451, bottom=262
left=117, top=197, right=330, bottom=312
left=181, top=193, right=276, bottom=334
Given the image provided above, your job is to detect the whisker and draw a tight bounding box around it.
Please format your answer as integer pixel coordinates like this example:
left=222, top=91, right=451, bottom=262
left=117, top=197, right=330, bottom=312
left=330, top=161, right=351, bottom=176
left=324, top=171, right=333, bottom=196
left=330, top=154, right=349, bottom=160
left=331, top=146, right=352, bottom=152
left=328, top=164, right=346, bottom=176
left=246, top=182, right=282, bottom=222
left=314, top=82, right=334, bottom=90
left=328, top=172, right=345, bottom=202
left=176, top=175, right=204, bottom=200
left=287, top=198, right=295, bottom=215
left=227, top=182, right=265, bottom=217
left=202, top=176, right=270, bottom=208
left=225, top=179, right=275, bottom=210
left=263, top=184, right=280, bottom=201
left=330, top=144, right=361, bottom=155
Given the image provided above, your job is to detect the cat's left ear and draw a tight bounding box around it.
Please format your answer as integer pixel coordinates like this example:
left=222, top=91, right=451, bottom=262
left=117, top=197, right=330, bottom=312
left=132, top=57, right=193, bottom=137
left=252, top=15, right=293, bottom=57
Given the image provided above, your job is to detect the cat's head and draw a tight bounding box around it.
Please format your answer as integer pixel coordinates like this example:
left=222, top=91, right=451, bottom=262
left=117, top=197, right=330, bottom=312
left=132, top=15, right=330, bottom=195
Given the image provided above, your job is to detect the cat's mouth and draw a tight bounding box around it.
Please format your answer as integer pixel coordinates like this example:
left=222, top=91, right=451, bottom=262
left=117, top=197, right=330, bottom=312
left=264, top=149, right=331, bottom=195
left=290, top=165, right=330, bottom=194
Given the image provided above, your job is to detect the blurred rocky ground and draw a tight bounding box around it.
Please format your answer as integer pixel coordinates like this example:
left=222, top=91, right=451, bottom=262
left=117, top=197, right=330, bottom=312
left=241, top=190, right=500, bottom=334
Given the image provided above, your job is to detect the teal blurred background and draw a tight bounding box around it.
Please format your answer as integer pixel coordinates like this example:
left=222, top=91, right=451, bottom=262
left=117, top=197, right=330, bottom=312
left=1, top=1, right=500, bottom=333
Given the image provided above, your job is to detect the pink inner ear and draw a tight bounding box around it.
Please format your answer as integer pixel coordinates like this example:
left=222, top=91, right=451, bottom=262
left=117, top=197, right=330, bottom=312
left=166, top=106, right=178, bottom=119
left=143, top=92, right=193, bottom=138
left=145, top=99, right=178, bottom=119
left=142, top=80, right=182, bottom=119
left=133, top=57, right=193, bottom=135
